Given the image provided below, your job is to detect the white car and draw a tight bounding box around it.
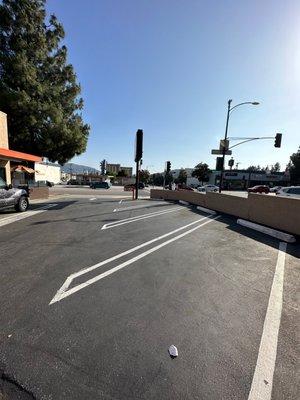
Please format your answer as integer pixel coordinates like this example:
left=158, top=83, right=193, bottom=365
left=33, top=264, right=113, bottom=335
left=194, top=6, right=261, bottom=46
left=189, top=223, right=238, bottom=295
left=276, top=186, right=300, bottom=198
left=270, top=186, right=282, bottom=193
left=197, top=184, right=219, bottom=193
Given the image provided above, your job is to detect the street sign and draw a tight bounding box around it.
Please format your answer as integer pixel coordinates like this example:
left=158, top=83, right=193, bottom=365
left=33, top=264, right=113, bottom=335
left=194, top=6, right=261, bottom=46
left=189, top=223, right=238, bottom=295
left=220, top=139, right=229, bottom=150
left=211, top=149, right=232, bottom=155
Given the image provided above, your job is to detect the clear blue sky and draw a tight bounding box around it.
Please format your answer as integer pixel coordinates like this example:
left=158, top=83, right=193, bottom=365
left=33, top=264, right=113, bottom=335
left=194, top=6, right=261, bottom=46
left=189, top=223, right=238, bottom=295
left=47, top=0, right=300, bottom=172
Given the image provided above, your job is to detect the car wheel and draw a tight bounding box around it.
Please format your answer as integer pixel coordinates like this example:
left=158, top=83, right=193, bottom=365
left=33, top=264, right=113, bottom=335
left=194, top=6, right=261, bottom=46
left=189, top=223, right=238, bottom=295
left=15, top=196, right=29, bottom=212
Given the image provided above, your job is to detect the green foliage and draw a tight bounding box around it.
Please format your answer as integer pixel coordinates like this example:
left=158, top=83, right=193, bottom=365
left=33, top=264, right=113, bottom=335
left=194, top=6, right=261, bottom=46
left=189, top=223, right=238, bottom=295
left=247, top=165, right=262, bottom=172
left=117, top=170, right=128, bottom=177
left=106, top=171, right=116, bottom=177
left=192, top=162, right=210, bottom=184
left=288, top=147, right=300, bottom=184
left=0, top=0, right=89, bottom=164
left=175, top=169, right=187, bottom=184
left=151, top=173, right=164, bottom=186
left=165, top=172, right=173, bottom=185
left=270, top=162, right=280, bottom=173
left=139, top=169, right=150, bottom=183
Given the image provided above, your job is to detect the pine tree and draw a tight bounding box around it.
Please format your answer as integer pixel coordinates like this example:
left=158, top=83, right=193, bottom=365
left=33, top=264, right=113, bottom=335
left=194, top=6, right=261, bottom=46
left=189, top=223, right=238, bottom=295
left=192, top=162, right=211, bottom=185
left=0, top=0, right=89, bottom=164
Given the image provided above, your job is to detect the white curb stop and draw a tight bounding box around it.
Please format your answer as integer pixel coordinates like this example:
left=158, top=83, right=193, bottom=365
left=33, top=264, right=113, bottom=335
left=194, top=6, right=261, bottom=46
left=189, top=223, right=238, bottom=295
left=237, top=219, right=296, bottom=243
left=196, top=206, right=217, bottom=215
left=179, top=200, right=190, bottom=205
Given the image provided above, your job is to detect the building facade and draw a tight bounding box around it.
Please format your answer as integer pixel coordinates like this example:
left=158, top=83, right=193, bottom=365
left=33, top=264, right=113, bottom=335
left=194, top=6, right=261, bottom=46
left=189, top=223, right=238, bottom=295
left=106, top=163, right=133, bottom=177
left=0, top=111, right=42, bottom=185
left=35, top=159, right=61, bottom=184
left=208, top=170, right=290, bottom=189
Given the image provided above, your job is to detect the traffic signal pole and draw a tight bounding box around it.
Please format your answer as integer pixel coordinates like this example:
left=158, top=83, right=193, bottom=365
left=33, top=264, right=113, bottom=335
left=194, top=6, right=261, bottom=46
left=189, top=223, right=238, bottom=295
left=135, top=160, right=139, bottom=200
left=134, top=129, right=143, bottom=200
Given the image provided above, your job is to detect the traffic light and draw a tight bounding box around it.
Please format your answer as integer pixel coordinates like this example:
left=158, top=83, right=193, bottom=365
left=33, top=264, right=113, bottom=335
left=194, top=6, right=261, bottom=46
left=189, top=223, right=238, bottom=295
left=228, top=158, right=234, bottom=168
left=135, top=129, right=143, bottom=162
left=274, top=133, right=282, bottom=148
left=100, top=159, right=106, bottom=175
left=216, top=157, right=223, bottom=171
left=166, top=161, right=171, bottom=172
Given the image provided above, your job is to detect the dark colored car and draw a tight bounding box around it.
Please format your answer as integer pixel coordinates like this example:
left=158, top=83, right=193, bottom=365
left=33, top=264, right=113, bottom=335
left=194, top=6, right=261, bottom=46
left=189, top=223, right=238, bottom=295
left=67, top=179, right=80, bottom=185
left=0, top=177, right=29, bottom=212
left=90, top=181, right=110, bottom=189
left=176, top=185, right=194, bottom=191
left=124, top=183, right=144, bottom=191
left=247, top=185, right=270, bottom=194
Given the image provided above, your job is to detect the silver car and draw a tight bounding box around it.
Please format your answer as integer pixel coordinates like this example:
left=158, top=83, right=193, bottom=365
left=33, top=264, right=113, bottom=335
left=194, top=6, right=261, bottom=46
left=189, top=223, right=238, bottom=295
left=0, top=177, right=29, bottom=212
left=276, top=186, right=300, bottom=198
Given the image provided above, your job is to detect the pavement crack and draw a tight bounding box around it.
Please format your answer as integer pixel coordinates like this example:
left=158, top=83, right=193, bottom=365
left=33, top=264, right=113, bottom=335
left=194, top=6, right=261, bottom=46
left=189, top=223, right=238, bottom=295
left=0, top=368, right=36, bottom=399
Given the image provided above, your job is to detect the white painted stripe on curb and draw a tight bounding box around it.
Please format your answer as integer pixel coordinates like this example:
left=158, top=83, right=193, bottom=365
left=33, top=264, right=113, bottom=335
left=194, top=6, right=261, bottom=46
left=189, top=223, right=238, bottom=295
left=237, top=219, right=296, bottom=243
left=196, top=206, right=217, bottom=215
left=50, top=215, right=220, bottom=304
left=0, top=204, right=58, bottom=228
left=179, top=200, right=190, bottom=205
left=248, top=241, right=287, bottom=400
left=101, top=207, right=182, bottom=230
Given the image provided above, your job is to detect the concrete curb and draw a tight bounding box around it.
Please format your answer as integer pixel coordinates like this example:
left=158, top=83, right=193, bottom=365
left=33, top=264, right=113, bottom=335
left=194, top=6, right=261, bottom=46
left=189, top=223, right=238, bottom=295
left=196, top=206, right=217, bottom=215
left=179, top=200, right=190, bottom=206
left=237, top=219, right=296, bottom=243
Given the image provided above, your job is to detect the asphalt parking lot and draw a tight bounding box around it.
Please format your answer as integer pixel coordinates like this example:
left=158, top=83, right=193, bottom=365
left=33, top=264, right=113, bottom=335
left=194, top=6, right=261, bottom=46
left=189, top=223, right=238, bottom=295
left=0, top=196, right=299, bottom=399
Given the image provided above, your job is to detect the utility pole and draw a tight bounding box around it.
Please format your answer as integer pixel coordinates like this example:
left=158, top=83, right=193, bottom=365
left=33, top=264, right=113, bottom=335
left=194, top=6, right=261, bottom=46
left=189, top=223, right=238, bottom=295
left=219, top=99, right=232, bottom=193
left=217, top=99, right=260, bottom=193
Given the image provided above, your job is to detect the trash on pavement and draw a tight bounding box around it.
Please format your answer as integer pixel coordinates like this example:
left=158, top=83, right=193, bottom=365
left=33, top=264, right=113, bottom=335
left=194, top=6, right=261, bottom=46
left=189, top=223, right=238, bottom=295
left=169, top=345, right=178, bottom=358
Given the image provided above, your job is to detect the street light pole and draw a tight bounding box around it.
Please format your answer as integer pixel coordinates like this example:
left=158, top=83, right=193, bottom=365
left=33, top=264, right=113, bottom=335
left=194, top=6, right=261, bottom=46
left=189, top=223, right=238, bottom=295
left=219, top=99, right=232, bottom=193
left=218, top=100, right=260, bottom=193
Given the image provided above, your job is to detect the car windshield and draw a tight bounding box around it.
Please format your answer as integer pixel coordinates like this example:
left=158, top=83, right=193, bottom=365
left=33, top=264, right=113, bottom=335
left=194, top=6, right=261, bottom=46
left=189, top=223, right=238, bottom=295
left=0, top=177, right=6, bottom=188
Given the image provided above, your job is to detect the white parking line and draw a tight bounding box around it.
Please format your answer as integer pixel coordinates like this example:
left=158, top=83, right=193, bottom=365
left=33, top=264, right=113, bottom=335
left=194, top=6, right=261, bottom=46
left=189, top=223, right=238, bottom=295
left=0, top=204, right=58, bottom=228
left=113, top=201, right=169, bottom=213
left=101, top=207, right=182, bottom=230
left=248, top=241, right=287, bottom=400
left=50, top=215, right=220, bottom=304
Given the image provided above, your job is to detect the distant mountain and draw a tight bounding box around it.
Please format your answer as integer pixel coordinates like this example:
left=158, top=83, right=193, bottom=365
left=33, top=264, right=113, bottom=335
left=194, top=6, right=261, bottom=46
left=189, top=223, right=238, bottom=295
left=61, top=163, right=100, bottom=174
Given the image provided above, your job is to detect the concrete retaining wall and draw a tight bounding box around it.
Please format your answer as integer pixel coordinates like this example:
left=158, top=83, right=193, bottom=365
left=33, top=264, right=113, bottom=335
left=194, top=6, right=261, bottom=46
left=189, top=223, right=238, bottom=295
left=150, top=189, right=300, bottom=235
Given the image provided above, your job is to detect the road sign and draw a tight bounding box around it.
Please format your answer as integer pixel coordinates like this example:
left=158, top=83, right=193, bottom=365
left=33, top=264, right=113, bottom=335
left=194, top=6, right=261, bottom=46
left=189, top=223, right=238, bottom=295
left=211, top=149, right=232, bottom=155
left=220, top=139, right=229, bottom=150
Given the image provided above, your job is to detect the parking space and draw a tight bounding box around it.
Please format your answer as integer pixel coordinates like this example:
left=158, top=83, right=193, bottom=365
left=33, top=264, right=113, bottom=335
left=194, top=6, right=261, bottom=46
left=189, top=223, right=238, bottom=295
left=0, top=197, right=298, bottom=399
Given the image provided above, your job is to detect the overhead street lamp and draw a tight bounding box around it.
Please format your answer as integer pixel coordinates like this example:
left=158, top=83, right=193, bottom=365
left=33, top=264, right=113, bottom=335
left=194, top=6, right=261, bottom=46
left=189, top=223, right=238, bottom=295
left=219, top=99, right=260, bottom=193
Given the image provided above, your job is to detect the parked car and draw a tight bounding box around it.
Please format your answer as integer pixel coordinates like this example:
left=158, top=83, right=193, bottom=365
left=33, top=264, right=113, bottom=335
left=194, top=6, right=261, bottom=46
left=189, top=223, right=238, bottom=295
left=124, top=184, right=134, bottom=191
left=197, top=184, right=219, bottom=193
left=247, top=185, right=270, bottom=194
left=176, top=186, right=194, bottom=191
left=124, top=183, right=144, bottom=191
left=0, top=177, right=29, bottom=212
left=90, top=181, right=111, bottom=189
left=276, top=186, right=300, bottom=198
left=270, top=186, right=282, bottom=193
left=67, top=179, right=80, bottom=185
